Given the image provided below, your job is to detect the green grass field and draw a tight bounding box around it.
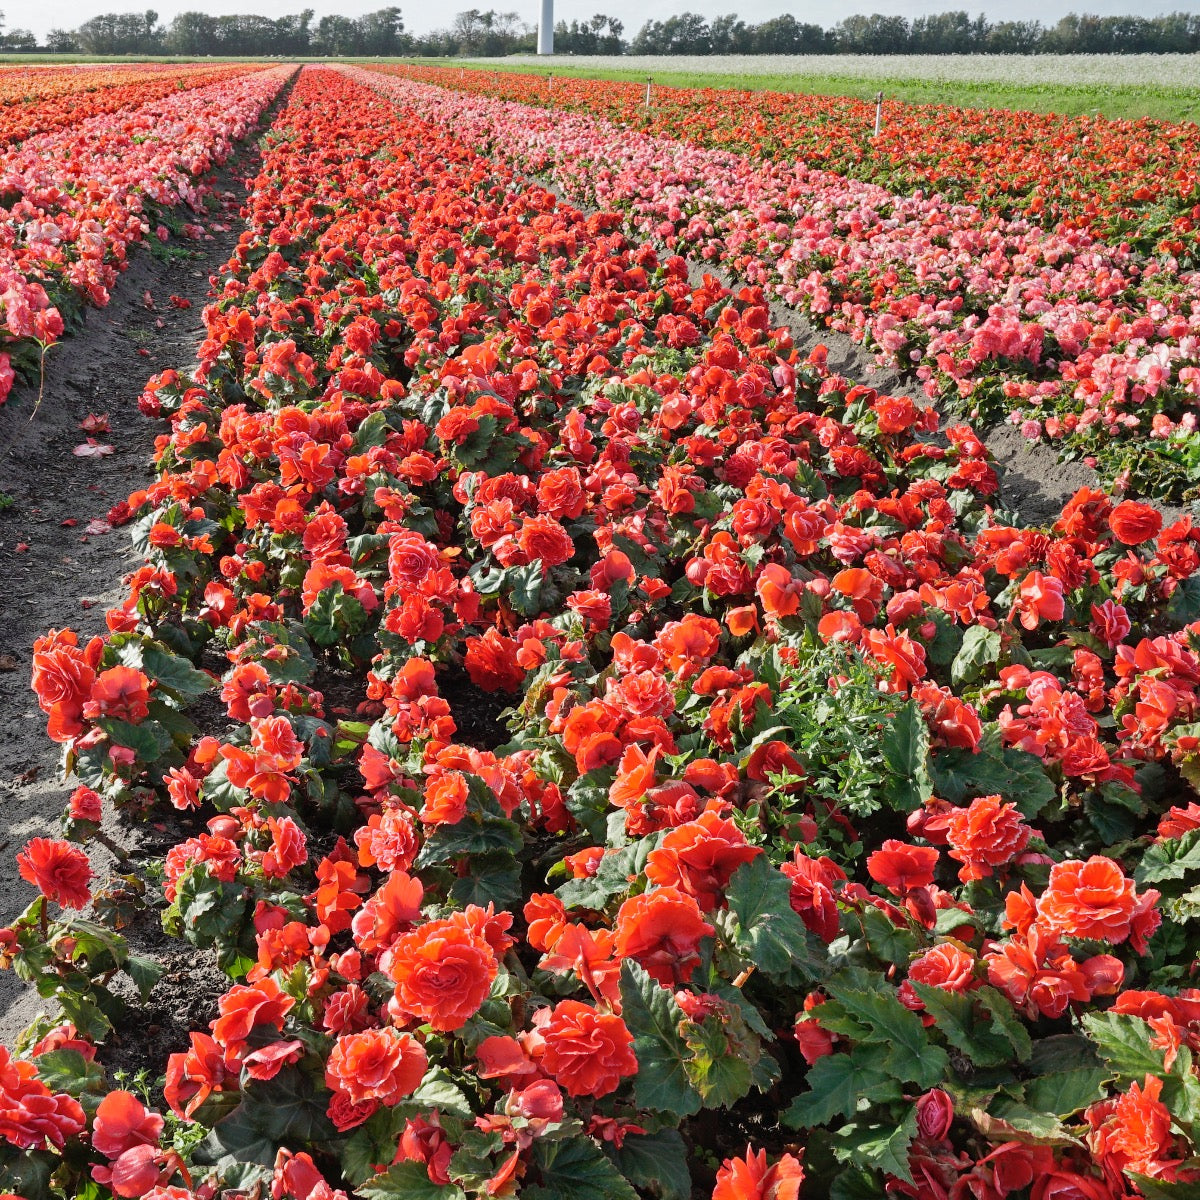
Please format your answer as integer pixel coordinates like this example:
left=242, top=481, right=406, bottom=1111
left=443, top=59, right=1200, bottom=122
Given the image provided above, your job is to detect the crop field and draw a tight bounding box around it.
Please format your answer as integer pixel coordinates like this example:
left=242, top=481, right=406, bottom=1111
left=501, top=51, right=1200, bottom=87
left=0, top=57, right=1197, bottom=1200
left=468, top=52, right=1200, bottom=121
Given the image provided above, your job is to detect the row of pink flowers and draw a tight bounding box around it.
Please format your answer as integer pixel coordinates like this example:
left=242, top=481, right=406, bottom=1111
left=0, top=64, right=291, bottom=404
left=0, top=63, right=252, bottom=146
left=362, top=67, right=1200, bottom=496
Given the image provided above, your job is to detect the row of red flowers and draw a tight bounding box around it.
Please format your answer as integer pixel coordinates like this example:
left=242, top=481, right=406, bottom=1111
left=396, top=66, right=1200, bottom=266
left=0, top=63, right=289, bottom=406
left=376, top=65, right=1200, bottom=503
left=2, top=62, right=1200, bottom=1200
left=0, top=64, right=255, bottom=147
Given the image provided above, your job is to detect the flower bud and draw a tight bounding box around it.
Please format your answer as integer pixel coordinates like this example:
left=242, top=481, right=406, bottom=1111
left=916, top=1088, right=954, bottom=1142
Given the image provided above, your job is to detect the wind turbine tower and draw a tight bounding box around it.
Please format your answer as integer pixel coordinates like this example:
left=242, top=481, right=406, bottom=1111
left=538, top=0, right=554, bottom=53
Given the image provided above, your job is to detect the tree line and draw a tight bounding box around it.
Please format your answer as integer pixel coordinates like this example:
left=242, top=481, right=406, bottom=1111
left=8, top=9, right=405, bottom=56
left=618, top=10, right=1200, bottom=56
left=2, top=7, right=1200, bottom=57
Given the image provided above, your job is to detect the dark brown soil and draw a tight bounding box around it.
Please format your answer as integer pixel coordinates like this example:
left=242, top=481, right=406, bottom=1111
left=0, top=130, right=270, bottom=1053
left=441, top=666, right=516, bottom=750
left=95, top=908, right=229, bottom=1099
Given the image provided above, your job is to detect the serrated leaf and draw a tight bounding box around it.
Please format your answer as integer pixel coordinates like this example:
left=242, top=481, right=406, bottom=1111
left=411, top=1069, right=473, bottom=1118
left=783, top=1048, right=897, bottom=1128
left=975, top=986, right=1032, bottom=1064
left=830, top=1167, right=886, bottom=1200
left=983, top=1099, right=1075, bottom=1142
left=125, top=954, right=164, bottom=1002
left=881, top=701, right=933, bottom=812
left=909, top=983, right=1017, bottom=1069
left=1128, top=1173, right=1200, bottom=1199
left=503, top=562, right=551, bottom=618
left=824, top=972, right=949, bottom=1088
left=417, top=815, right=522, bottom=865
left=525, top=1135, right=639, bottom=1200
left=416, top=781, right=523, bottom=867
left=1079, top=1016, right=1200, bottom=1137
left=29, top=1049, right=105, bottom=1097
left=305, top=585, right=367, bottom=647
left=0, top=1149, right=56, bottom=1200
left=1167, top=575, right=1200, bottom=624
left=857, top=902, right=919, bottom=966
left=142, top=644, right=212, bottom=698
left=1164, top=882, right=1200, bottom=924
left=723, top=855, right=822, bottom=984
left=1136, top=829, right=1200, bottom=885
left=174, top=866, right=251, bottom=950
left=340, top=1107, right=409, bottom=1187
left=53, top=990, right=112, bottom=1040
left=950, top=626, right=1001, bottom=687
left=352, top=409, right=390, bottom=452
left=1021, top=1067, right=1109, bottom=1117
left=619, top=961, right=701, bottom=1117
left=359, top=1162, right=465, bottom=1200
left=95, top=716, right=173, bottom=762
left=448, top=854, right=522, bottom=909
left=605, top=1130, right=690, bottom=1200
left=681, top=1015, right=756, bottom=1108
left=248, top=1065, right=337, bottom=1143
left=832, top=1107, right=917, bottom=1185
left=1028, top=1034, right=1102, bottom=1075
left=196, top=1104, right=279, bottom=1168
left=931, top=733, right=1054, bottom=819
left=557, top=838, right=659, bottom=910
left=1082, top=1011, right=1167, bottom=1081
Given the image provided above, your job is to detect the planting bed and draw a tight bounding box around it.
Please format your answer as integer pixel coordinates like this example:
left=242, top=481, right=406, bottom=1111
left=0, top=65, right=262, bottom=146
left=387, top=65, right=1200, bottom=505
left=0, top=59, right=1198, bottom=1200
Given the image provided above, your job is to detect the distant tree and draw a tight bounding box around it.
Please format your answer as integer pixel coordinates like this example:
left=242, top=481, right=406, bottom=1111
left=358, top=7, right=405, bottom=55
left=59, top=5, right=1200, bottom=60
left=274, top=8, right=314, bottom=54
left=909, top=11, right=980, bottom=53
left=445, top=9, right=532, bottom=55
left=1, top=26, right=35, bottom=50
left=832, top=13, right=911, bottom=53
left=74, top=10, right=165, bottom=53
left=751, top=14, right=831, bottom=53
left=986, top=20, right=1042, bottom=52
left=708, top=14, right=750, bottom=53
left=631, top=12, right=711, bottom=54
left=314, top=14, right=360, bottom=54
left=554, top=13, right=624, bottom=54
left=46, top=28, right=80, bottom=52
left=165, top=11, right=217, bottom=54
left=1152, top=11, right=1200, bottom=51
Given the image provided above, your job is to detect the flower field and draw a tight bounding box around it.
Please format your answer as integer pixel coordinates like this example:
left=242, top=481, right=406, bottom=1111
left=384, top=65, right=1200, bottom=502
left=0, top=63, right=287, bottom=405
left=0, top=65, right=259, bottom=146
left=0, top=58, right=1199, bottom=1200
left=502, top=52, right=1200, bottom=90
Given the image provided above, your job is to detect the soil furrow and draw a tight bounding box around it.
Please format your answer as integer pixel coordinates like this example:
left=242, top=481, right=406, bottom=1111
left=0, top=113, right=278, bottom=1049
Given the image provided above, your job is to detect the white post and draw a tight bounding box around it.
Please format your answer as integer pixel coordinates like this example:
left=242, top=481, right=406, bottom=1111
left=538, top=0, right=554, bottom=54
left=873, top=91, right=883, bottom=138
left=645, top=76, right=652, bottom=109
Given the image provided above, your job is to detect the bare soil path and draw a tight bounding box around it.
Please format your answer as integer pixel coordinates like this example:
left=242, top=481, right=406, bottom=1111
left=0, top=140, right=264, bottom=1053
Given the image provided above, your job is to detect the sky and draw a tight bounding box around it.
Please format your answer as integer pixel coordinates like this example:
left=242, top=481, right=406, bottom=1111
left=7, top=0, right=1194, bottom=41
